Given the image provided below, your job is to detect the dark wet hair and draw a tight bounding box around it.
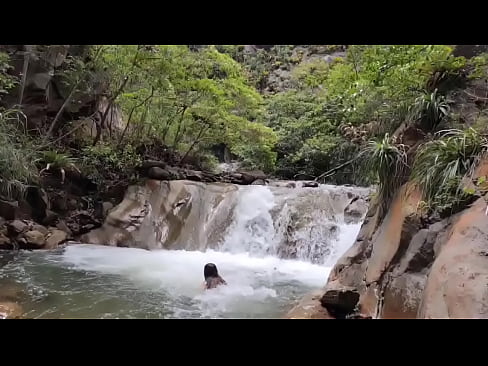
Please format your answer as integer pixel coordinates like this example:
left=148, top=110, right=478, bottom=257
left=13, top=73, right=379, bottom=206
left=204, top=263, right=219, bottom=279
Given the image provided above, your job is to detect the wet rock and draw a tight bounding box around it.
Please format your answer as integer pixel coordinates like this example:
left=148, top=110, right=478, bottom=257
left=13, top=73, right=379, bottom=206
left=7, top=220, right=28, bottom=234
left=285, top=182, right=296, bottom=189
left=344, top=198, right=368, bottom=224
left=23, top=230, right=46, bottom=247
left=286, top=291, right=334, bottom=319
left=303, top=181, right=319, bottom=188
left=320, top=287, right=360, bottom=318
left=227, top=170, right=267, bottom=185
left=147, top=167, right=171, bottom=180
left=0, top=199, right=19, bottom=220
left=251, top=179, right=267, bottom=185
left=45, top=229, right=68, bottom=249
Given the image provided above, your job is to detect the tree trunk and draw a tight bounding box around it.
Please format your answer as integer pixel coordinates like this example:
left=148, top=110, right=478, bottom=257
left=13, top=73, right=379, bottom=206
left=314, top=155, right=361, bottom=182
left=180, top=123, right=209, bottom=164
left=172, top=106, right=188, bottom=149
left=46, top=81, right=79, bottom=138
left=117, top=87, right=154, bottom=146
left=18, top=45, right=33, bottom=106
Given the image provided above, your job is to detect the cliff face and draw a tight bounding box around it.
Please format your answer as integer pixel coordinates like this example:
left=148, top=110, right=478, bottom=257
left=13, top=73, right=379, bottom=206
left=323, top=178, right=488, bottom=319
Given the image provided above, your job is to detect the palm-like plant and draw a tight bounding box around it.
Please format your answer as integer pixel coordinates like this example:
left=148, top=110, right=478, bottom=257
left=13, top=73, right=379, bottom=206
left=362, top=133, right=409, bottom=213
left=38, top=151, right=80, bottom=184
left=412, top=89, right=450, bottom=131
left=411, top=128, right=488, bottom=206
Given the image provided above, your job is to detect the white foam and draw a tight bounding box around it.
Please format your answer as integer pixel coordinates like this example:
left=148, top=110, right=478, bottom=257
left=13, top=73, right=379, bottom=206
left=61, top=245, right=331, bottom=316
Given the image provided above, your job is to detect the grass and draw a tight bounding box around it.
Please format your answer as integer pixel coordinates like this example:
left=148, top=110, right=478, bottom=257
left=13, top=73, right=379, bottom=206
left=0, top=109, right=38, bottom=200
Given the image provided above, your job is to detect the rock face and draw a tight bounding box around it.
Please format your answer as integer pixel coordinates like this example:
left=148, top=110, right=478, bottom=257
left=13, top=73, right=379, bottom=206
left=319, top=174, right=488, bottom=318
left=419, top=197, right=488, bottom=318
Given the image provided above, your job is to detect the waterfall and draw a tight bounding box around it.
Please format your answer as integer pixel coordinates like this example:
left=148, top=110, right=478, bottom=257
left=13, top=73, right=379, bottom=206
left=82, top=180, right=371, bottom=265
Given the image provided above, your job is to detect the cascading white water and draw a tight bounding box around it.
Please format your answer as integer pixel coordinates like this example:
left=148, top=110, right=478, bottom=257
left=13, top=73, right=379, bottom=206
left=0, top=182, right=370, bottom=318
left=219, top=186, right=278, bottom=256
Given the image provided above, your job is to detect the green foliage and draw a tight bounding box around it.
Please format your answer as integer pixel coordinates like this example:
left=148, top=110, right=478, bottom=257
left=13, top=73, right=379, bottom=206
left=0, top=52, right=17, bottom=97
left=362, top=134, right=408, bottom=207
left=291, top=58, right=331, bottom=88
left=412, top=89, right=450, bottom=131
left=411, top=128, right=488, bottom=214
left=94, top=45, right=274, bottom=171
left=0, top=109, right=38, bottom=199
left=81, top=143, right=142, bottom=177
left=39, top=151, right=77, bottom=169
left=467, top=53, right=488, bottom=79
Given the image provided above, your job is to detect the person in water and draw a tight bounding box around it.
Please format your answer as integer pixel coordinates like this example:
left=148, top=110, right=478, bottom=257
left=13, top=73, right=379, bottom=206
left=203, top=263, right=227, bottom=290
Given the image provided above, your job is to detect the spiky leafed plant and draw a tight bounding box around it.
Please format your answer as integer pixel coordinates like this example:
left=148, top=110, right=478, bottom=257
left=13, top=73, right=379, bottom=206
left=411, top=128, right=488, bottom=208
left=38, top=151, right=79, bottom=184
left=412, top=88, right=450, bottom=131
left=362, top=133, right=409, bottom=215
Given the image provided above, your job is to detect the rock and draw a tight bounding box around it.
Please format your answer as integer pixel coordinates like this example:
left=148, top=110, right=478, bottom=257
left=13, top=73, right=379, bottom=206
left=147, top=167, right=170, bottom=180
left=141, top=160, right=167, bottom=171
left=24, top=186, right=49, bottom=221
left=102, top=202, right=114, bottom=216
left=32, top=224, right=48, bottom=235
left=320, top=287, right=360, bottom=318
left=344, top=198, right=368, bottom=224
left=229, top=170, right=267, bottom=185
left=7, top=220, right=28, bottom=234
left=0, top=233, right=11, bottom=248
left=185, top=170, right=203, bottom=182
left=251, top=179, right=267, bottom=185
left=286, top=291, right=334, bottom=319
left=0, top=199, right=18, bottom=220
left=23, top=230, right=46, bottom=248
left=0, top=301, right=23, bottom=319
left=285, top=182, right=296, bottom=189
left=56, top=221, right=72, bottom=236
left=303, top=181, right=319, bottom=188
left=419, top=197, right=488, bottom=318
left=42, top=210, right=58, bottom=226
left=45, top=229, right=68, bottom=249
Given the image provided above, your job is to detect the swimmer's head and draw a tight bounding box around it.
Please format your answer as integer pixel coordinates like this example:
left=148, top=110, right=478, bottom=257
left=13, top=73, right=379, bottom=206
left=204, top=263, right=219, bottom=279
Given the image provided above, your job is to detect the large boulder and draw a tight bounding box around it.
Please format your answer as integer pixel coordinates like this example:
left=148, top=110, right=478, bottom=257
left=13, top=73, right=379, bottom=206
left=7, top=220, right=28, bottom=234
left=23, top=230, right=46, bottom=248
left=147, top=167, right=171, bottom=181
left=45, top=229, right=68, bottom=249
left=419, top=197, right=488, bottom=318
